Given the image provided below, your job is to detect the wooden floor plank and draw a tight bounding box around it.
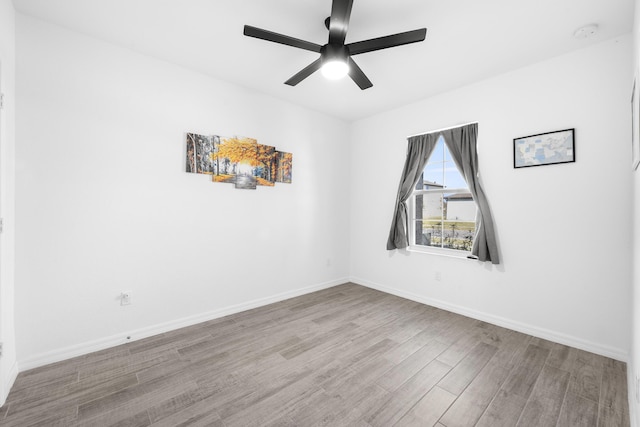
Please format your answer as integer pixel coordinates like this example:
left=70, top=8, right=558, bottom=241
left=394, top=385, right=456, bottom=427
left=598, top=359, right=630, bottom=426
left=365, top=359, right=452, bottom=427
left=323, top=356, right=395, bottom=397
left=5, top=372, right=139, bottom=420
left=568, top=351, right=603, bottom=403
left=503, top=344, right=551, bottom=399
left=79, top=410, right=151, bottom=427
left=516, top=365, right=570, bottom=426
left=0, top=283, right=630, bottom=427
left=376, top=339, right=449, bottom=392
left=436, top=341, right=498, bottom=396
left=445, top=327, right=532, bottom=426
left=475, top=388, right=528, bottom=427
left=292, top=383, right=389, bottom=427
left=0, top=403, right=8, bottom=421
left=436, top=325, right=484, bottom=367
left=438, top=356, right=511, bottom=427
left=77, top=374, right=199, bottom=423
left=557, top=392, right=598, bottom=427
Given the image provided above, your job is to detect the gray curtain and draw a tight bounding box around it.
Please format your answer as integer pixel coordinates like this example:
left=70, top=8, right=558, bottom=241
left=386, top=134, right=439, bottom=250
left=441, top=124, right=500, bottom=264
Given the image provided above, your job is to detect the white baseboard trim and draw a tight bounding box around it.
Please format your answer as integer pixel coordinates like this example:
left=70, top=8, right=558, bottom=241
left=351, top=276, right=629, bottom=362
left=18, top=278, right=348, bottom=371
left=18, top=275, right=628, bottom=372
left=0, top=360, right=19, bottom=407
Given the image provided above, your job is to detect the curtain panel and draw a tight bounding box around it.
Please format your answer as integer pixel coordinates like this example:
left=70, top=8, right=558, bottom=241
left=443, top=124, right=499, bottom=264
left=386, top=133, right=439, bottom=250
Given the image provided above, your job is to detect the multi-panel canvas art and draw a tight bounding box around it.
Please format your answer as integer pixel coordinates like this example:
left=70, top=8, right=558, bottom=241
left=186, top=133, right=292, bottom=190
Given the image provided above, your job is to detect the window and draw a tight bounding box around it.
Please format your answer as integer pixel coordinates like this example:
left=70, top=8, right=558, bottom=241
left=408, top=135, right=477, bottom=254
left=387, top=123, right=498, bottom=262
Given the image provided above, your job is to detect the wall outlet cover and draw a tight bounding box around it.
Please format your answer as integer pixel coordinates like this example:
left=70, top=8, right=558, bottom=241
left=121, top=291, right=132, bottom=306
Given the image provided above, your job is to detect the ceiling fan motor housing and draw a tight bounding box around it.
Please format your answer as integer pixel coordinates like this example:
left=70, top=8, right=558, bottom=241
left=322, top=44, right=350, bottom=64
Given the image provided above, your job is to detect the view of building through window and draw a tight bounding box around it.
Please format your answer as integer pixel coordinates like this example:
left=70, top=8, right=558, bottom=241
left=411, top=136, right=477, bottom=252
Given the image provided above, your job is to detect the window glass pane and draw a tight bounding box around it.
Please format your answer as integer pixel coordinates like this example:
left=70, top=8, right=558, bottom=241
left=421, top=192, right=443, bottom=221
left=423, top=164, right=444, bottom=187
left=414, top=194, right=424, bottom=245
left=430, top=138, right=445, bottom=162
left=444, top=163, right=468, bottom=189
left=444, top=192, right=476, bottom=221
left=424, top=139, right=444, bottom=186
left=414, top=220, right=427, bottom=245
left=418, top=220, right=444, bottom=248
left=441, top=220, right=475, bottom=251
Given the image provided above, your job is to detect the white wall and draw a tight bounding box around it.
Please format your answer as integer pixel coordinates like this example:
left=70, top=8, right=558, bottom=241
left=14, top=14, right=351, bottom=368
left=0, top=0, right=17, bottom=407
left=350, top=36, right=633, bottom=361
left=630, top=0, right=640, bottom=424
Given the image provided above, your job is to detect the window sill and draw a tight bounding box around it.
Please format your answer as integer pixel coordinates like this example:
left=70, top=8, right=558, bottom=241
left=407, top=245, right=477, bottom=261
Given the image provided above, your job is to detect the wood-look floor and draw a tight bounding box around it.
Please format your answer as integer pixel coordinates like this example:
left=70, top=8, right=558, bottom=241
left=1, top=283, right=630, bottom=426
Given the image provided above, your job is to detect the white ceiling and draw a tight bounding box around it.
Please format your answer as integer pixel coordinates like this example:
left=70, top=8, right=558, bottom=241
left=12, top=0, right=634, bottom=121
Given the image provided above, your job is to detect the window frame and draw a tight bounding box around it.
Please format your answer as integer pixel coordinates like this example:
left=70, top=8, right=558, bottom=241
left=406, top=140, right=477, bottom=258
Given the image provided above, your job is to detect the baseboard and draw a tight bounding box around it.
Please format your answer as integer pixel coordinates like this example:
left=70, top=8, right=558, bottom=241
left=0, top=360, right=19, bottom=407
left=18, top=275, right=628, bottom=371
left=18, top=277, right=348, bottom=371
left=351, top=276, right=628, bottom=362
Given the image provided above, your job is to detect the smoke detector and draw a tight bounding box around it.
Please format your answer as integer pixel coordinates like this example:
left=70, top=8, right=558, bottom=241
left=573, top=24, right=599, bottom=39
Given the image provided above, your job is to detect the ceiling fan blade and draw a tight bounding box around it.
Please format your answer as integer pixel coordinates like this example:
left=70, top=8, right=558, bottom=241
left=348, top=57, right=372, bottom=90
left=328, top=0, right=354, bottom=45
left=347, top=28, right=427, bottom=56
left=244, top=25, right=322, bottom=53
left=284, top=58, right=323, bottom=86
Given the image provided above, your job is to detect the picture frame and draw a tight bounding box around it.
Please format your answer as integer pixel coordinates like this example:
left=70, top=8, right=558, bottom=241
left=513, top=128, right=575, bottom=168
left=632, top=73, right=640, bottom=171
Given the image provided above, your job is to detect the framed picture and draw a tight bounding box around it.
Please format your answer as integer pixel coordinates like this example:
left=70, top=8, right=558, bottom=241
left=632, top=73, right=640, bottom=170
left=513, top=128, right=575, bottom=168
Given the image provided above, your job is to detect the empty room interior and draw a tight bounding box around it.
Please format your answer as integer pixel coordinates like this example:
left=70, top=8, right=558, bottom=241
left=2, top=0, right=640, bottom=425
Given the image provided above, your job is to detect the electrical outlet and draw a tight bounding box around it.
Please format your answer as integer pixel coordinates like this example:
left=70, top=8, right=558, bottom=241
left=435, top=271, right=442, bottom=281
left=121, top=291, right=132, bottom=306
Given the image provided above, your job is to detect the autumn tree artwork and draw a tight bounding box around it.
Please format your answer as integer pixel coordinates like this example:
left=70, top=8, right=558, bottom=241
left=185, top=132, right=292, bottom=190
left=276, top=151, right=293, bottom=183
left=256, top=144, right=277, bottom=187
left=185, top=133, right=216, bottom=174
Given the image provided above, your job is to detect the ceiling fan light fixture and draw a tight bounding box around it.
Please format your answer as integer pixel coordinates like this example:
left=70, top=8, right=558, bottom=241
left=243, top=0, right=427, bottom=90
left=321, top=59, right=349, bottom=80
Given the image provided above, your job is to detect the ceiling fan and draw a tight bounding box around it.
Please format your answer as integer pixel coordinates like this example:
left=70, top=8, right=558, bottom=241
left=243, top=0, right=427, bottom=90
